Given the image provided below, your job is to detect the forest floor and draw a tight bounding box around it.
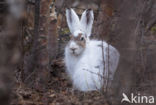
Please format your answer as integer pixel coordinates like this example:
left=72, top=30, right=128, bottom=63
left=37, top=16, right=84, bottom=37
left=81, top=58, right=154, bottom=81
left=11, top=59, right=110, bottom=105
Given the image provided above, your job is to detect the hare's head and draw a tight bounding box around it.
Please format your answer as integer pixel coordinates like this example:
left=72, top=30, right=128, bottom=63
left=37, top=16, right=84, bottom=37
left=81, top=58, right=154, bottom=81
left=66, top=8, right=94, bottom=56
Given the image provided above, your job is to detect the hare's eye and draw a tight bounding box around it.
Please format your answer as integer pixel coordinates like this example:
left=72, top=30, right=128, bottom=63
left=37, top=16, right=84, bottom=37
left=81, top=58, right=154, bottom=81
left=80, top=37, right=84, bottom=41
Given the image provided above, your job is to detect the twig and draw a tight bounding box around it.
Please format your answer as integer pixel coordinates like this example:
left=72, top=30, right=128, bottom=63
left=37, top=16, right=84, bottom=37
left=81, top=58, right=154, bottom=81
left=82, top=69, right=105, bottom=79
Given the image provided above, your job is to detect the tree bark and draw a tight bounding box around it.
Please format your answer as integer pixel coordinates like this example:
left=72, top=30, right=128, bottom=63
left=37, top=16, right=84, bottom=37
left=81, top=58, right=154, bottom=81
left=109, top=0, right=156, bottom=104
left=0, top=0, right=23, bottom=104
left=23, top=0, right=58, bottom=91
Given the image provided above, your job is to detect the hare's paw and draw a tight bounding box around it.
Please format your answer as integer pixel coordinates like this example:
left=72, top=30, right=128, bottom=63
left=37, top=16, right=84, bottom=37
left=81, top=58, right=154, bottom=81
left=72, top=69, right=102, bottom=91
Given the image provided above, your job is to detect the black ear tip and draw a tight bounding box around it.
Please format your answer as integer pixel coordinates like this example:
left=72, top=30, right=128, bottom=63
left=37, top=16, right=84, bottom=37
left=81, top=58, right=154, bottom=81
left=66, top=8, right=72, bottom=11
left=87, top=9, right=92, bottom=12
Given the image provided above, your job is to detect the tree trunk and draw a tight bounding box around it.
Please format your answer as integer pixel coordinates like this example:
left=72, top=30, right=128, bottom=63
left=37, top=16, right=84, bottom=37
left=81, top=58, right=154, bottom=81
left=23, top=0, right=58, bottom=91
left=0, top=0, right=23, bottom=104
left=109, top=0, right=156, bottom=104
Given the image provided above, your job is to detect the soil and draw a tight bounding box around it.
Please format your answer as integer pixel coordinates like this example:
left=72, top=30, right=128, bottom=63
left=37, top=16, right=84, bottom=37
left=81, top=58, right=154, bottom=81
left=11, top=59, right=110, bottom=105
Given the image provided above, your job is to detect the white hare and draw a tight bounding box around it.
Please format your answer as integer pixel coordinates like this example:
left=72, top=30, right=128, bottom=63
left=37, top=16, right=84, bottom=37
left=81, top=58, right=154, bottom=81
left=65, top=8, right=120, bottom=91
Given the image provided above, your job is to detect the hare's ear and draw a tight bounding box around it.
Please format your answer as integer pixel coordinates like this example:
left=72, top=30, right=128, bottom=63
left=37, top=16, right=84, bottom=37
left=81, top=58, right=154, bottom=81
left=80, top=9, right=94, bottom=37
left=66, top=8, right=80, bottom=34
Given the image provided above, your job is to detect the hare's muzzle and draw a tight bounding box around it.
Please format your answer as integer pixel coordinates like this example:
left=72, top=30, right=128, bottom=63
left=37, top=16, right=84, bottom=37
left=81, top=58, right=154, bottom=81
left=70, top=48, right=76, bottom=51
left=70, top=47, right=77, bottom=53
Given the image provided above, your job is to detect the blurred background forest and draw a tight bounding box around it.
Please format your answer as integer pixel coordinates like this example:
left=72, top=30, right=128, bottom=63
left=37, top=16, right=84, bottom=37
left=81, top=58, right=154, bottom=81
left=0, top=0, right=156, bottom=105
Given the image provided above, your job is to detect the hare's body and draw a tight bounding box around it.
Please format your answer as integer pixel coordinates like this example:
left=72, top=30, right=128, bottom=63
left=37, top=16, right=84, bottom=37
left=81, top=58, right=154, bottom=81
left=65, top=9, right=120, bottom=91
left=65, top=40, right=119, bottom=91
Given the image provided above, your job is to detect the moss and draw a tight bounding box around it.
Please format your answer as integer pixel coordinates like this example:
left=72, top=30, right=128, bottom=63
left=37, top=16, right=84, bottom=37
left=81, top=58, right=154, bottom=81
left=150, top=24, right=156, bottom=34
left=59, top=28, right=70, bottom=35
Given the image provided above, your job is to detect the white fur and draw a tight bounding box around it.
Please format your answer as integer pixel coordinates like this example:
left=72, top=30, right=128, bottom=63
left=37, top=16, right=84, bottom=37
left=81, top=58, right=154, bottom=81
left=80, top=10, right=94, bottom=37
left=65, top=9, right=120, bottom=91
left=68, top=41, right=84, bottom=56
left=66, top=9, right=81, bottom=35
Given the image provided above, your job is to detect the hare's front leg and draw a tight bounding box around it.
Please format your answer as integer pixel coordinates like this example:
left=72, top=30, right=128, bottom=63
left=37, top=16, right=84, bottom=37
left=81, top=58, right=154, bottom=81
left=72, top=67, right=102, bottom=91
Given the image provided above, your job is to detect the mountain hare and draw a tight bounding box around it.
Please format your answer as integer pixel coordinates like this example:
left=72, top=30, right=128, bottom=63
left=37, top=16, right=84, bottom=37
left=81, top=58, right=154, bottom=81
left=65, top=8, right=120, bottom=91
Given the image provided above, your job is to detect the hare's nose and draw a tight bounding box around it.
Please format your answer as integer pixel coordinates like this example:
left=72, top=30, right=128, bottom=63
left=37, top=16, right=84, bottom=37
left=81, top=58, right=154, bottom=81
left=70, top=48, right=76, bottom=51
